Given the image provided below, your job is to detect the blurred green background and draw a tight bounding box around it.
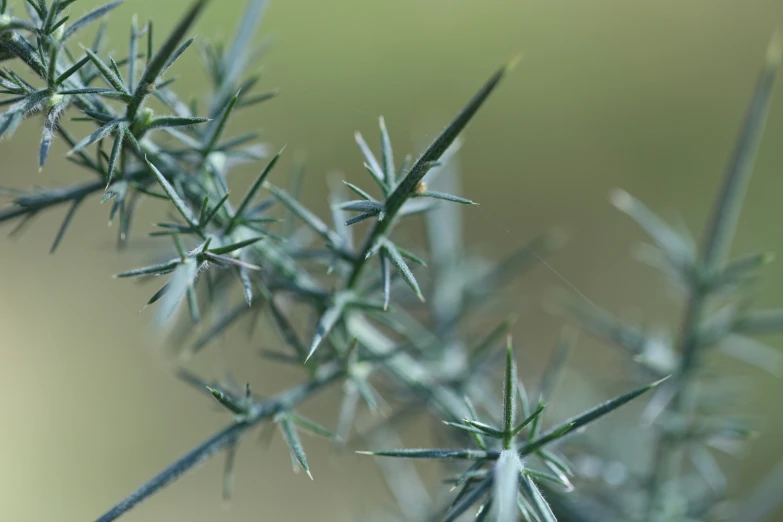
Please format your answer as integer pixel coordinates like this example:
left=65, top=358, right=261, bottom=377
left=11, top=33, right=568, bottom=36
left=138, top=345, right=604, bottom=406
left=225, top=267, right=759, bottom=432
left=2, top=0, right=783, bottom=520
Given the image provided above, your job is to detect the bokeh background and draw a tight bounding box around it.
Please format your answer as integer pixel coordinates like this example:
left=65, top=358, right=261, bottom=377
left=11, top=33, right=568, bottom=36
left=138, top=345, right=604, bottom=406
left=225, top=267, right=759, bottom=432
left=2, top=0, right=783, bottom=520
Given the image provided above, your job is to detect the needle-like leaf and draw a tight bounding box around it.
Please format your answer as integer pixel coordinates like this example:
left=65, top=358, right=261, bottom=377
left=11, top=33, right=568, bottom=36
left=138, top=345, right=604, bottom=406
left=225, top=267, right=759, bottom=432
left=145, top=156, right=199, bottom=228
left=307, top=299, right=345, bottom=361
left=346, top=60, right=515, bottom=288
left=355, top=131, right=384, bottom=189
left=49, top=197, right=82, bottom=253
left=289, top=412, right=338, bottom=440
left=338, top=200, right=384, bottom=214
left=160, top=37, right=195, bottom=77
left=226, top=147, right=283, bottom=232
left=146, top=116, right=209, bottom=130
left=503, top=336, right=517, bottom=443
left=358, top=449, right=492, bottom=460
left=538, top=326, right=577, bottom=404
left=83, top=48, right=127, bottom=93
left=56, top=55, right=90, bottom=86
left=444, top=478, right=493, bottom=522
left=345, top=212, right=378, bottom=227
left=611, top=189, right=695, bottom=273
left=379, top=116, right=394, bottom=185
left=39, top=100, right=67, bottom=169
left=114, top=259, right=180, bottom=278
left=416, top=190, right=477, bottom=205
left=222, top=440, right=238, bottom=502
left=67, top=119, right=122, bottom=155
left=210, top=0, right=268, bottom=114
left=701, top=37, right=781, bottom=269
left=200, top=192, right=231, bottom=228
left=203, top=91, right=239, bottom=153
left=382, top=240, right=423, bottom=302
left=342, top=181, right=374, bottom=201
left=208, top=385, right=249, bottom=415
left=61, top=0, right=123, bottom=42
left=278, top=415, right=313, bottom=479
left=384, top=60, right=513, bottom=220
left=106, top=126, right=125, bottom=186
left=519, top=474, right=555, bottom=522
left=208, top=236, right=264, bottom=255
left=267, top=183, right=343, bottom=246
left=512, top=403, right=546, bottom=437
left=380, top=252, right=390, bottom=310
left=520, top=376, right=669, bottom=457
left=188, top=302, right=253, bottom=355
left=128, top=0, right=209, bottom=120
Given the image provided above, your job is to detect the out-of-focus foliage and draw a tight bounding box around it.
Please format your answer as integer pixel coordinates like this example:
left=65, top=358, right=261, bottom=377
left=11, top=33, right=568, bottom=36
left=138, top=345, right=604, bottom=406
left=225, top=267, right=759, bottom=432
left=1, top=2, right=782, bottom=522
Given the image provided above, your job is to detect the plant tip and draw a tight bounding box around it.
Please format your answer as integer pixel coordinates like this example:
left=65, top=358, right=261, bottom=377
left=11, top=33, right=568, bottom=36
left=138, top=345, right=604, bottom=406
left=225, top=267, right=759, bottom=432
left=649, top=375, right=672, bottom=389
left=609, top=188, right=633, bottom=211
left=767, top=30, right=782, bottom=65
left=506, top=53, right=523, bottom=72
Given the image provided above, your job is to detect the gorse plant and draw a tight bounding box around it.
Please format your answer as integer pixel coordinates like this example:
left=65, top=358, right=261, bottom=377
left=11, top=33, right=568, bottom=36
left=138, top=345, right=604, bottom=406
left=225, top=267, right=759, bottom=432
left=0, top=1, right=781, bottom=521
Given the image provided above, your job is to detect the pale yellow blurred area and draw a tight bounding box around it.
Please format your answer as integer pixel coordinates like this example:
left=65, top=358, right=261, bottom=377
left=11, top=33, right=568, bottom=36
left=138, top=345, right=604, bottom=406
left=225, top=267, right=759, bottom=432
left=2, top=0, right=783, bottom=521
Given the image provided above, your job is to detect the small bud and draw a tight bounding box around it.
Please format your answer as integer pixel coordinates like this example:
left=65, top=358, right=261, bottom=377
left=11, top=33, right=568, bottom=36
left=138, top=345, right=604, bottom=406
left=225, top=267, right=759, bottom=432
left=0, top=14, right=13, bottom=40
left=207, top=386, right=249, bottom=416
left=47, top=93, right=64, bottom=109
left=53, top=24, right=65, bottom=42
left=610, top=188, right=634, bottom=212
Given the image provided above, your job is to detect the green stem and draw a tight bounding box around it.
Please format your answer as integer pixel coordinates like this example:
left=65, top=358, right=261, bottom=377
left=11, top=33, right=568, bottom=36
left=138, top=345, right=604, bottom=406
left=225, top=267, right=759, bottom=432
left=346, top=64, right=510, bottom=288
left=646, top=286, right=707, bottom=521
left=646, top=38, right=780, bottom=521
left=94, top=363, right=344, bottom=522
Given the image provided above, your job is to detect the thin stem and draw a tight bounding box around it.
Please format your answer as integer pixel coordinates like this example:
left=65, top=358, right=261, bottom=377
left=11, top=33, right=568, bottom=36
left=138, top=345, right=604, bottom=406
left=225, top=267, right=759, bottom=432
left=95, top=417, right=250, bottom=522
left=345, top=64, right=509, bottom=288
left=93, top=364, right=344, bottom=522
left=646, top=37, right=780, bottom=521
left=126, top=0, right=209, bottom=122
left=645, top=286, right=706, bottom=521
left=700, top=40, right=781, bottom=269
left=0, top=178, right=104, bottom=222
